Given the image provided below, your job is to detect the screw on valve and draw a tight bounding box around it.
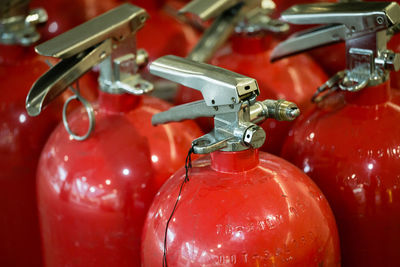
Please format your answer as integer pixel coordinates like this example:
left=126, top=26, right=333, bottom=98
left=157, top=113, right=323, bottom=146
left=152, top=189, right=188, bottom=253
left=271, top=2, right=400, bottom=102
left=150, top=55, right=300, bottom=154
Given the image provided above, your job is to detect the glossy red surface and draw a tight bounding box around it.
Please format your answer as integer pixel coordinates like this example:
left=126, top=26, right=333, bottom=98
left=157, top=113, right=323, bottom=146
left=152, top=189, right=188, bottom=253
left=0, top=44, right=98, bottom=266
left=0, top=46, right=59, bottom=267
left=142, top=149, right=341, bottom=266
left=31, top=0, right=88, bottom=41
left=281, top=81, right=400, bottom=267
left=175, top=35, right=327, bottom=154
left=38, top=92, right=202, bottom=266
left=388, top=33, right=400, bottom=90
left=307, top=42, right=346, bottom=77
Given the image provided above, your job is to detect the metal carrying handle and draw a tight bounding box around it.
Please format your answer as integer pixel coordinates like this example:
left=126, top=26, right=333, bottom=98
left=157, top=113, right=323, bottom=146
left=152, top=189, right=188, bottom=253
left=271, top=2, right=400, bottom=61
left=150, top=55, right=259, bottom=107
left=26, top=4, right=149, bottom=117
left=187, top=3, right=244, bottom=63
left=277, top=2, right=400, bottom=28
left=272, top=1, right=400, bottom=101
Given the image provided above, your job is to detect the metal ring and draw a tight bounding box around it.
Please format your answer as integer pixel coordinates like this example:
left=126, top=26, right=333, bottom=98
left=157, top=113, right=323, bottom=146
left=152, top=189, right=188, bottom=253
left=338, top=77, right=369, bottom=92
left=62, top=94, right=95, bottom=141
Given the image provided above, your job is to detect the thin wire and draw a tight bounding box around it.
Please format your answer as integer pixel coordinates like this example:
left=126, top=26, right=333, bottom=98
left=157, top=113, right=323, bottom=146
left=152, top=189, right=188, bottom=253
left=162, top=146, right=194, bottom=267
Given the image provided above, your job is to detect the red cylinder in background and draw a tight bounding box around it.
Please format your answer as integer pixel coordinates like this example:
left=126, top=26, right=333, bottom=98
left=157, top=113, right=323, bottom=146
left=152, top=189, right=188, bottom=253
left=31, top=0, right=89, bottom=41
left=38, top=91, right=202, bottom=266
left=0, top=45, right=59, bottom=267
left=142, top=148, right=341, bottom=266
left=0, top=42, right=99, bottom=266
left=281, top=81, right=400, bottom=266
left=175, top=34, right=327, bottom=154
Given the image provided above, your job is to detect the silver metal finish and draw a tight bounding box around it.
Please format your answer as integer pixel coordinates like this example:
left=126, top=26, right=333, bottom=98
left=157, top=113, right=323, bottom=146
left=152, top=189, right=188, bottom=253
left=26, top=39, right=112, bottom=116
left=0, top=0, right=47, bottom=46
left=179, top=0, right=242, bottom=20
left=235, top=7, right=289, bottom=34
left=26, top=4, right=152, bottom=141
left=35, top=4, right=148, bottom=58
left=26, top=4, right=151, bottom=116
left=62, top=92, right=95, bottom=141
left=187, top=4, right=244, bottom=62
left=271, top=2, right=400, bottom=97
left=150, top=56, right=300, bottom=154
left=183, top=0, right=288, bottom=64
left=150, top=55, right=259, bottom=107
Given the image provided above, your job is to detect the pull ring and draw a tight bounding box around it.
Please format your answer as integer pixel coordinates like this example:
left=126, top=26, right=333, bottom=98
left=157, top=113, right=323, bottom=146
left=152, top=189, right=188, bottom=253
left=62, top=83, right=95, bottom=141
left=338, top=76, right=369, bottom=92
left=45, top=60, right=95, bottom=141
left=312, top=71, right=345, bottom=103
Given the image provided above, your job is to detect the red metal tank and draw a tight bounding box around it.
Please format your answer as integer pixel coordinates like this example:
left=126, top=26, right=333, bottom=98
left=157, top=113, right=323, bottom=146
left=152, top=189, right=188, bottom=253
left=31, top=0, right=88, bottom=41
left=0, top=44, right=58, bottom=267
left=281, top=82, right=400, bottom=267
left=273, top=2, right=400, bottom=266
left=37, top=93, right=201, bottom=267
left=142, top=149, right=341, bottom=266
left=175, top=34, right=327, bottom=154
left=0, top=1, right=96, bottom=265
left=28, top=5, right=203, bottom=266
left=0, top=42, right=98, bottom=267
left=142, top=54, right=340, bottom=267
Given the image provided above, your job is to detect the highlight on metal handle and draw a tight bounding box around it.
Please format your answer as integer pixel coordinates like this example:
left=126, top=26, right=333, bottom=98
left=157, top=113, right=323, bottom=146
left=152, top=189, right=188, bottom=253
left=62, top=89, right=95, bottom=141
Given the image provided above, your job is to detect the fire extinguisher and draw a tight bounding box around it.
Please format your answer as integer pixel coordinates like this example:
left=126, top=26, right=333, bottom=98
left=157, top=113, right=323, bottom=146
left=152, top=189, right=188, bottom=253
left=271, top=2, right=400, bottom=266
left=141, top=55, right=341, bottom=266
left=0, top=1, right=88, bottom=266
left=26, top=4, right=202, bottom=266
left=175, top=0, right=328, bottom=155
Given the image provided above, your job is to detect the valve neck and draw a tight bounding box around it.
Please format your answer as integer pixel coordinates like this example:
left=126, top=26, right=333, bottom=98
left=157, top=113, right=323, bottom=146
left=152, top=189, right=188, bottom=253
left=211, top=148, right=259, bottom=173
left=231, top=34, right=272, bottom=54
left=98, top=90, right=141, bottom=113
left=345, top=80, right=391, bottom=106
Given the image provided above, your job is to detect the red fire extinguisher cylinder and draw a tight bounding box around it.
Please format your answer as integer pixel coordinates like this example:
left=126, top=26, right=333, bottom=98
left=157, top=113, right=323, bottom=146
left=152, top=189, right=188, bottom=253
left=141, top=55, right=341, bottom=266
left=271, top=2, right=400, bottom=266
left=26, top=5, right=202, bottom=266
